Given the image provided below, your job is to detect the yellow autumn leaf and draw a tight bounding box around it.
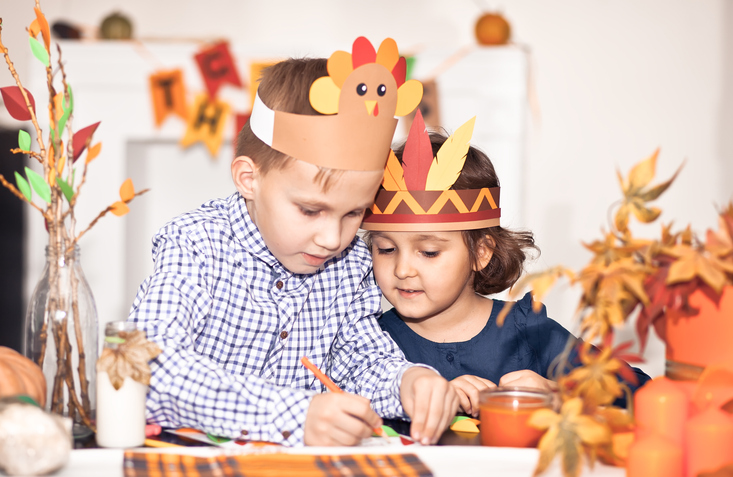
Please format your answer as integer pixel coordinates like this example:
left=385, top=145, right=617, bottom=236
left=630, top=203, right=661, bottom=224
left=110, top=201, right=130, bottom=217
left=667, top=246, right=727, bottom=293
left=625, top=148, right=658, bottom=194
left=119, top=178, right=135, bottom=202
left=85, top=142, right=102, bottom=164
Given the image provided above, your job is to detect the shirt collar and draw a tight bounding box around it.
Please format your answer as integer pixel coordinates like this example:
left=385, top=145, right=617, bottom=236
left=228, top=193, right=284, bottom=270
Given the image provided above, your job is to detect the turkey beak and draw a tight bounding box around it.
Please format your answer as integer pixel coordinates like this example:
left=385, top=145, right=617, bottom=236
left=365, top=100, right=377, bottom=116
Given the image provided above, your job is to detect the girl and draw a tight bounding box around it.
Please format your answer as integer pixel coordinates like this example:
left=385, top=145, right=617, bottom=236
left=361, top=112, right=650, bottom=417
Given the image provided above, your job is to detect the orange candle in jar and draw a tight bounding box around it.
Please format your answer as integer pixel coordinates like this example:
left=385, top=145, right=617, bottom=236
left=627, top=434, right=683, bottom=477
left=684, top=406, right=733, bottom=477
left=634, top=377, right=689, bottom=446
left=479, top=387, right=553, bottom=448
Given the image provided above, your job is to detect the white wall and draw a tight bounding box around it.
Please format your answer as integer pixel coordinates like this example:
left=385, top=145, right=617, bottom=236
left=2, top=0, right=731, bottom=379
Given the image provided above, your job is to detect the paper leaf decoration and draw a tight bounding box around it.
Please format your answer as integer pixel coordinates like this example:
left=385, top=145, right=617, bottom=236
left=402, top=109, right=432, bottom=190
left=56, top=177, right=74, bottom=203
left=29, top=19, right=41, bottom=39
left=33, top=6, right=51, bottom=51
left=119, top=178, right=135, bottom=202
left=18, top=130, right=31, bottom=151
left=14, top=171, right=31, bottom=201
left=25, top=167, right=51, bottom=204
left=425, top=116, right=475, bottom=191
left=1, top=86, right=36, bottom=121
left=57, top=155, right=66, bottom=176
left=29, top=37, right=49, bottom=67
left=110, top=201, right=130, bottom=217
left=85, top=142, right=102, bottom=165
left=72, top=122, right=101, bottom=162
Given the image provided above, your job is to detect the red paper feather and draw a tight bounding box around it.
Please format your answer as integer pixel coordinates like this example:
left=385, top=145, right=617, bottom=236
left=72, top=121, right=101, bottom=163
left=402, top=109, right=433, bottom=190
left=351, top=37, right=376, bottom=69
left=392, top=57, right=406, bottom=87
left=1, top=86, right=36, bottom=121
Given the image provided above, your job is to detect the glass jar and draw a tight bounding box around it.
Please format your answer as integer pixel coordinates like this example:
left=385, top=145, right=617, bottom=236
left=479, top=387, right=553, bottom=448
left=95, top=321, right=148, bottom=448
left=23, top=245, right=98, bottom=439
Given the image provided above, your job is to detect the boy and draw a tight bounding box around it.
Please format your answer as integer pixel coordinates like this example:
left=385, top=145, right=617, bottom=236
left=128, top=38, right=458, bottom=447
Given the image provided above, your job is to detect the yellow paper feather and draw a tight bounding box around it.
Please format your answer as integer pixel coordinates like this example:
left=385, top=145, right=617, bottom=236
left=382, top=149, right=406, bottom=191
left=425, top=116, right=476, bottom=191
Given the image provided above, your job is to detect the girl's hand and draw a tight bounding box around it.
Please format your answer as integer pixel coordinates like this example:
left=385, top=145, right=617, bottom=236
left=498, top=370, right=558, bottom=392
left=400, top=367, right=459, bottom=445
left=304, top=393, right=382, bottom=446
left=450, top=375, right=496, bottom=417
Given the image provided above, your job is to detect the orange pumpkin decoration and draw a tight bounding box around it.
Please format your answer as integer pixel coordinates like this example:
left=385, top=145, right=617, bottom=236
left=0, top=346, right=47, bottom=407
left=475, top=13, right=511, bottom=46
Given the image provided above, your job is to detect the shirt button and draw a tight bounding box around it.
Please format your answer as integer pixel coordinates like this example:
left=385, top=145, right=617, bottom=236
left=276, top=281, right=284, bottom=289
left=280, top=330, right=289, bottom=339
left=240, top=430, right=248, bottom=436
left=281, top=430, right=291, bottom=439
left=446, top=353, right=454, bottom=362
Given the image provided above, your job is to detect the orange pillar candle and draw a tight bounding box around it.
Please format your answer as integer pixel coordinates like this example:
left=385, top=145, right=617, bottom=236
left=479, top=387, right=552, bottom=448
left=684, top=406, right=733, bottom=477
left=627, top=434, right=683, bottom=477
left=634, top=377, right=689, bottom=446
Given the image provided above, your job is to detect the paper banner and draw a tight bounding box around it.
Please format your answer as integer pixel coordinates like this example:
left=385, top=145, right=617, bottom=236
left=194, top=41, right=243, bottom=98
left=233, top=112, right=251, bottom=152
left=249, top=61, right=277, bottom=109
left=149, top=69, right=188, bottom=127
left=180, top=93, right=231, bottom=158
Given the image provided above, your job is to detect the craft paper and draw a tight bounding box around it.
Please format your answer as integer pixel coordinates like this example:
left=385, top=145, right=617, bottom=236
left=180, top=93, right=231, bottom=158
left=149, top=69, right=188, bottom=127
left=14, top=172, right=31, bottom=201
left=1, top=86, right=36, bottom=121
left=249, top=61, right=277, bottom=110
left=402, top=109, right=432, bottom=190
left=24, top=167, right=50, bottom=204
left=56, top=177, right=73, bottom=203
left=18, top=130, right=31, bottom=151
left=85, top=142, right=102, bottom=165
left=29, top=37, right=49, bottom=67
left=72, top=122, right=100, bottom=163
left=110, top=179, right=136, bottom=217
left=450, top=418, right=480, bottom=433
left=194, top=41, right=243, bottom=98
left=249, top=37, right=422, bottom=172
left=33, top=6, right=51, bottom=51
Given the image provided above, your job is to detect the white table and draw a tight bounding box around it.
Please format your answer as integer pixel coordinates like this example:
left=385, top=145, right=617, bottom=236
left=12, top=446, right=625, bottom=477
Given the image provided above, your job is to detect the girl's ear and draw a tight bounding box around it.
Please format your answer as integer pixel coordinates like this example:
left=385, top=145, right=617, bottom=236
left=473, top=235, right=495, bottom=272
left=231, top=155, right=257, bottom=199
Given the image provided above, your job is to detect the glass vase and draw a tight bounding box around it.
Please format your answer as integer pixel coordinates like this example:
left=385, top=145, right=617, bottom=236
left=23, top=244, right=99, bottom=438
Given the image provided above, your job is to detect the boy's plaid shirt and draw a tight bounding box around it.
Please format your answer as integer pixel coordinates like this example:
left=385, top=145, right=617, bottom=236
left=128, top=193, right=416, bottom=446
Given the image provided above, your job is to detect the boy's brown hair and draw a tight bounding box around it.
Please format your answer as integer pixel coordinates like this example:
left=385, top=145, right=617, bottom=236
left=235, top=58, right=340, bottom=185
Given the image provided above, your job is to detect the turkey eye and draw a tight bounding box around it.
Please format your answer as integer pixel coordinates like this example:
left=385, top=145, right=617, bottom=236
left=377, top=84, right=386, bottom=96
left=356, top=83, right=367, bottom=96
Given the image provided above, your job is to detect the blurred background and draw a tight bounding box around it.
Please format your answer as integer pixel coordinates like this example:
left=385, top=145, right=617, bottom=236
left=1, top=0, right=732, bottom=378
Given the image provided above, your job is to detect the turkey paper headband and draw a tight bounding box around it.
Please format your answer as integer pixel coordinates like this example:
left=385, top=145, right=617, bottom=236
left=249, top=37, right=423, bottom=171
left=362, top=110, right=501, bottom=232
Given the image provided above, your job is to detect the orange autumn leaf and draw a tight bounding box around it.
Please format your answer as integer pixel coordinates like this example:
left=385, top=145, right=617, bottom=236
left=666, top=244, right=733, bottom=293
left=33, top=7, right=51, bottom=51
left=119, top=178, right=135, bottom=202
left=85, top=142, right=102, bottom=164
left=28, top=19, right=41, bottom=39
left=110, top=201, right=130, bottom=217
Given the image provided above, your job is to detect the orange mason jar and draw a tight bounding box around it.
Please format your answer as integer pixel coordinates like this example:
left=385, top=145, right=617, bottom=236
left=479, top=387, right=553, bottom=448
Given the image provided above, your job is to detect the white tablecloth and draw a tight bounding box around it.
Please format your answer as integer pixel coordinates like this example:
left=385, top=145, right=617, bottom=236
left=11, top=446, right=625, bottom=477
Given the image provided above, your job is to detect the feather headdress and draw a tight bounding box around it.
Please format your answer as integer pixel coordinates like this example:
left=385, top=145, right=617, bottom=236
left=361, top=110, right=501, bottom=231
left=249, top=37, right=422, bottom=171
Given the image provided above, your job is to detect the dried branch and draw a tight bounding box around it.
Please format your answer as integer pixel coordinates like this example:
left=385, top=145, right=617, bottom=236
left=10, top=148, right=44, bottom=163
left=0, top=173, right=51, bottom=217
left=71, top=189, right=150, bottom=247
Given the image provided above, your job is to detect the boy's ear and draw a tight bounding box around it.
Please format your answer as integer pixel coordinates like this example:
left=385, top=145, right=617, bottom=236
left=473, top=235, right=496, bottom=272
left=231, top=155, right=258, bottom=200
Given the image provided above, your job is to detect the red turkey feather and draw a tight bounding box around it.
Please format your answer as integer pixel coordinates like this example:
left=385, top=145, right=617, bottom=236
left=402, top=109, right=433, bottom=190
left=351, top=37, right=376, bottom=69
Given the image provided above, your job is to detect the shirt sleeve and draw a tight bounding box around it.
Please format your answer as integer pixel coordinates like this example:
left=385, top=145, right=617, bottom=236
left=328, top=272, right=433, bottom=419
left=128, top=225, right=315, bottom=446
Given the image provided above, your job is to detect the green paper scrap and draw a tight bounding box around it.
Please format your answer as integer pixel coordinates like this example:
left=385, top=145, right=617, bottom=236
left=18, top=130, right=31, bottom=151
left=56, top=108, right=71, bottom=139
left=56, top=177, right=74, bottom=203
left=14, top=171, right=31, bottom=201
left=16, top=395, right=41, bottom=407
left=378, top=425, right=399, bottom=437
left=206, top=433, right=231, bottom=444
left=56, top=85, right=74, bottom=138
left=29, top=37, right=49, bottom=67
left=63, top=84, right=74, bottom=113
left=405, top=56, right=416, bottom=81
left=451, top=416, right=470, bottom=425
left=104, top=336, right=125, bottom=344
left=25, top=167, right=50, bottom=203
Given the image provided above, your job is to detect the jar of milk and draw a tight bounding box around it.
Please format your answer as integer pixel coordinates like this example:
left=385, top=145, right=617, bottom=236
left=95, top=321, right=153, bottom=448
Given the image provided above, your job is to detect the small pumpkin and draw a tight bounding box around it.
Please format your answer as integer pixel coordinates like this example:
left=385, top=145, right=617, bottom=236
left=0, top=346, right=47, bottom=407
left=475, top=13, right=512, bottom=46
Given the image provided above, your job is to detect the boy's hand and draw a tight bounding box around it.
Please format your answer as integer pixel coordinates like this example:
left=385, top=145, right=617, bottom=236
left=400, top=367, right=459, bottom=445
left=450, top=375, right=496, bottom=417
left=499, top=370, right=558, bottom=392
left=304, top=393, right=382, bottom=446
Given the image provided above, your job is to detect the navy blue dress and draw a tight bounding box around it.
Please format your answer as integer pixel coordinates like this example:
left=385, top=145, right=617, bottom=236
left=378, top=292, right=650, bottom=405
